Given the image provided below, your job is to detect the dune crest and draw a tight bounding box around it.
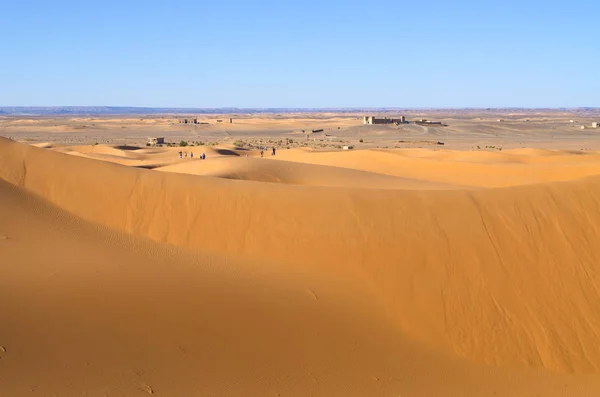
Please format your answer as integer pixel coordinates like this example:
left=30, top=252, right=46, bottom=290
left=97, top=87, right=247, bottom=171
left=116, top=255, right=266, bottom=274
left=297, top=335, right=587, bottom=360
left=156, top=156, right=463, bottom=189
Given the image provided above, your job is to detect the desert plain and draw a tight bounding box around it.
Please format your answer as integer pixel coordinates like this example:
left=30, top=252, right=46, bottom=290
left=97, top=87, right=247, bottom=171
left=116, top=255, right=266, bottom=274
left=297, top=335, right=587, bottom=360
left=3, top=109, right=600, bottom=396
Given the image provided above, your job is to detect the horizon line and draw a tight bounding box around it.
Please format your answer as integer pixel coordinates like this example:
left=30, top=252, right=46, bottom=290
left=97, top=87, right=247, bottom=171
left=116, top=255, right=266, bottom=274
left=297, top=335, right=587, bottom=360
left=2, top=106, right=599, bottom=109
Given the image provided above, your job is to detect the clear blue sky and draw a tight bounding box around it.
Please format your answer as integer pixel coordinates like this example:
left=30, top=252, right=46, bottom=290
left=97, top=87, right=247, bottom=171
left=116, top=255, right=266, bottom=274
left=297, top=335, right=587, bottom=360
left=1, top=0, right=598, bottom=108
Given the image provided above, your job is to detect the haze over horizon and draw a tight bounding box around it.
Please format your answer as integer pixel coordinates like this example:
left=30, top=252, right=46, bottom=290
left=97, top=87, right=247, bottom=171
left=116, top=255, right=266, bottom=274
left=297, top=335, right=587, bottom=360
left=2, top=0, right=599, bottom=108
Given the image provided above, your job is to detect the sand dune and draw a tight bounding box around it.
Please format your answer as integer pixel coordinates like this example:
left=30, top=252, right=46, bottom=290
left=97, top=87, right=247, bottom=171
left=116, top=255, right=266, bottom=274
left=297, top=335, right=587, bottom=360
left=156, top=156, right=463, bottom=189
left=2, top=178, right=452, bottom=396
left=54, top=144, right=250, bottom=169
left=273, top=147, right=600, bottom=187
left=3, top=136, right=600, bottom=395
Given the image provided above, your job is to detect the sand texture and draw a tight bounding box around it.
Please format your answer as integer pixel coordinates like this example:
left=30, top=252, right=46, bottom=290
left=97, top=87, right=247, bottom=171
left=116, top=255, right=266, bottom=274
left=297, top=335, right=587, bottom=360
left=3, top=133, right=600, bottom=395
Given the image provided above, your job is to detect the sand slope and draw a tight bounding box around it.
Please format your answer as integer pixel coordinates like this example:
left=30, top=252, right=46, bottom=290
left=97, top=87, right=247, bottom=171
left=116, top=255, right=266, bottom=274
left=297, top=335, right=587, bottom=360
left=2, top=177, right=450, bottom=396
left=3, top=137, right=600, bottom=395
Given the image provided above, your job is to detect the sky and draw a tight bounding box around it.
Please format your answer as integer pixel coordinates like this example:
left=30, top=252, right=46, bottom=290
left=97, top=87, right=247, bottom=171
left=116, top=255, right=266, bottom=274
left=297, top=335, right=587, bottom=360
left=1, top=0, right=599, bottom=108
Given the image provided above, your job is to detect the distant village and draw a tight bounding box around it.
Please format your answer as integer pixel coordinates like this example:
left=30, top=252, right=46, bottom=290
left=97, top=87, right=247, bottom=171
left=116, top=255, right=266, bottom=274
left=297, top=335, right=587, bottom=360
left=363, top=115, right=446, bottom=126
left=176, top=117, right=233, bottom=125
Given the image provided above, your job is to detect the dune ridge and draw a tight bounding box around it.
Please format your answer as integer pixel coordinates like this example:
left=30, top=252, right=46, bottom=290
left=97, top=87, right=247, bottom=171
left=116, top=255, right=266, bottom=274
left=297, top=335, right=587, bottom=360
left=156, top=156, right=463, bottom=189
left=3, top=136, right=600, bottom=377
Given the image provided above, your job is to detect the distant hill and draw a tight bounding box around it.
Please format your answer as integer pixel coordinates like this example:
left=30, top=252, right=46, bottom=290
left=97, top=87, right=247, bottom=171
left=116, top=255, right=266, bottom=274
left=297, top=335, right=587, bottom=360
left=0, top=106, right=373, bottom=116
left=0, top=106, right=598, bottom=116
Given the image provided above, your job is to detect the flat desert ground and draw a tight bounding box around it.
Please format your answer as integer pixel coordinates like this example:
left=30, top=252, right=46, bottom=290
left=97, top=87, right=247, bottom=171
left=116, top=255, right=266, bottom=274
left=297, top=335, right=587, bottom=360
left=3, top=111, right=600, bottom=396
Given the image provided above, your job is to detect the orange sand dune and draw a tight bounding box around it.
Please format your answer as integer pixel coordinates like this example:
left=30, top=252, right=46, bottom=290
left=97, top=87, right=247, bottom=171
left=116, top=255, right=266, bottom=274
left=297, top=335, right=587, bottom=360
left=156, top=156, right=463, bottom=189
left=55, top=144, right=250, bottom=169
left=273, top=148, right=600, bottom=187
left=4, top=136, right=600, bottom=395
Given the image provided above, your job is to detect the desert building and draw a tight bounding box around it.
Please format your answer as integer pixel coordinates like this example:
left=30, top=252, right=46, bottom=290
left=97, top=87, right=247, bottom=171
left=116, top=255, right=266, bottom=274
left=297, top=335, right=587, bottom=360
left=363, top=115, right=406, bottom=125
left=178, top=118, right=198, bottom=124
left=147, top=137, right=164, bottom=146
left=593, top=122, right=599, bottom=128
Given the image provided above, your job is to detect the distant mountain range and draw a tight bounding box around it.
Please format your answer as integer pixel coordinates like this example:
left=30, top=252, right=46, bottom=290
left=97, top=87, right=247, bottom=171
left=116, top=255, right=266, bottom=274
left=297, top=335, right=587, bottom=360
left=0, top=106, right=411, bottom=115
left=0, top=106, right=598, bottom=116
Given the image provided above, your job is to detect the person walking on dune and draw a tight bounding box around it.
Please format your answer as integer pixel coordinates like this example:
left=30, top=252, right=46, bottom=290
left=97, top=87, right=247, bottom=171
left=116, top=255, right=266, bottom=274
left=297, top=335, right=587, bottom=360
left=179, top=151, right=182, bottom=159
left=190, top=152, right=194, bottom=159
left=272, top=147, right=276, bottom=156
left=260, top=149, right=264, bottom=158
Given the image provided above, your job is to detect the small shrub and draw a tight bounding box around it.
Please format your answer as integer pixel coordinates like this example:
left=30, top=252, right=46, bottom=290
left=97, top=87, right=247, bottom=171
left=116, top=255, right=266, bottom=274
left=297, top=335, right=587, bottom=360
left=359, top=139, right=363, bottom=143
left=146, top=143, right=151, bottom=146
left=179, top=140, right=188, bottom=147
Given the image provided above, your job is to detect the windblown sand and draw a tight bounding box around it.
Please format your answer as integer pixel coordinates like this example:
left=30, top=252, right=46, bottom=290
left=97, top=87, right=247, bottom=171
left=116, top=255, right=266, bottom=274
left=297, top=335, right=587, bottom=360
left=3, top=136, right=600, bottom=395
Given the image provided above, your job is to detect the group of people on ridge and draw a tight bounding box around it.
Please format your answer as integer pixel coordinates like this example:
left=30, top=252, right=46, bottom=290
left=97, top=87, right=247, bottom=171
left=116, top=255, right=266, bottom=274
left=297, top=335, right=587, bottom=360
left=179, top=151, right=205, bottom=160
left=259, top=147, right=276, bottom=158
left=179, top=146, right=276, bottom=160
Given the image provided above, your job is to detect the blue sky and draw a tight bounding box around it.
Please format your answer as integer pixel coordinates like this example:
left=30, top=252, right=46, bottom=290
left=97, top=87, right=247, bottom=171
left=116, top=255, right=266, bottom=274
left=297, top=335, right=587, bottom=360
left=1, top=0, right=598, bottom=107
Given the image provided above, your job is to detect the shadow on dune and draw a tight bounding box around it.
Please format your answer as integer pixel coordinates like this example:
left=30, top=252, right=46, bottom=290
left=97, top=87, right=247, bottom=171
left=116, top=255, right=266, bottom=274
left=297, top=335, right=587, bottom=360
left=215, top=148, right=241, bottom=156
left=114, top=145, right=142, bottom=151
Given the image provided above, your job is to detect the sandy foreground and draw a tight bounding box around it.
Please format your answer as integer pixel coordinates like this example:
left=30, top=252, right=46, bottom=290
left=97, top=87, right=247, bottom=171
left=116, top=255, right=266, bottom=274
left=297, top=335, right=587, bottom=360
left=3, top=113, right=600, bottom=395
